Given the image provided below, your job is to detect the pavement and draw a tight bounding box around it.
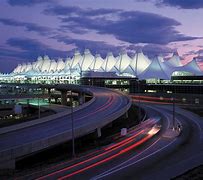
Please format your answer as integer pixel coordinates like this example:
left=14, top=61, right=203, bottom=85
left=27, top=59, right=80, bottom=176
left=24, top=103, right=203, bottom=180
left=0, top=85, right=131, bottom=170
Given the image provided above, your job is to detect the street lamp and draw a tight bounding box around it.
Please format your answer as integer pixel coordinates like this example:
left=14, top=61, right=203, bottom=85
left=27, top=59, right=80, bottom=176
left=70, top=89, right=75, bottom=157
left=38, top=97, right=41, bottom=119
left=69, top=68, right=75, bottom=157
left=134, top=52, right=141, bottom=123
left=137, top=80, right=141, bottom=122
left=172, top=86, right=176, bottom=130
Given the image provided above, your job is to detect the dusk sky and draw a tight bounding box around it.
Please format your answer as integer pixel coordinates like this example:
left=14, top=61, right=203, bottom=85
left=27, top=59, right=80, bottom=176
left=0, top=0, right=203, bottom=73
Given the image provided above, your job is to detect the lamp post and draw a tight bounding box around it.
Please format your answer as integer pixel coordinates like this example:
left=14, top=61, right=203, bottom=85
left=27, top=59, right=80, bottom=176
left=38, top=97, right=41, bottom=119
left=69, top=68, right=75, bottom=157
left=135, top=52, right=141, bottom=123
left=70, top=89, right=75, bottom=157
left=137, top=80, right=141, bottom=122
left=172, top=97, right=175, bottom=130
left=172, top=86, right=176, bottom=130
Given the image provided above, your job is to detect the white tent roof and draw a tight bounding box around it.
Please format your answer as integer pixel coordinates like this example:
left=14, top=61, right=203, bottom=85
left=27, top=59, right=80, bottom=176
left=49, top=60, right=57, bottom=73
left=89, top=54, right=104, bottom=71
left=71, top=50, right=82, bottom=69
left=178, top=58, right=202, bottom=75
left=25, top=63, right=33, bottom=72
left=8, top=50, right=202, bottom=80
left=102, top=52, right=117, bottom=72
left=115, top=52, right=132, bottom=73
left=32, top=61, right=38, bottom=72
left=79, top=49, right=94, bottom=71
left=130, top=51, right=151, bottom=76
left=35, top=56, right=44, bottom=71
left=56, top=58, right=65, bottom=72
left=41, top=55, right=51, bottom=72
left=64, top=57, right=71, bottom=72
left=165, top=52, right=182, bottom=67
left=20, top=63, right=27, bottom=73
left=13, top=64, right=21, bottom=73
left=157, top=55, right=164, bottom=63
left=139, top=57, right=172, bottom=80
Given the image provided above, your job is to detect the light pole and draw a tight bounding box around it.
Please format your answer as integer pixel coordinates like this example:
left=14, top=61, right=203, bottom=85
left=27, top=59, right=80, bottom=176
left=135, top=52, right=141, bottom=123
left=172, top=86, right=176, bottom=130
left=137, top=80, right=141, bottom=122
left=38, top=97, right=41, bottom=119
left=70, top=89, right=75, bottom=157
left=69, top=68, right=75, bottom=157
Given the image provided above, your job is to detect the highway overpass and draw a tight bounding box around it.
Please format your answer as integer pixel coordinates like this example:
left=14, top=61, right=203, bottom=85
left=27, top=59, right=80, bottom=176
left=0, top=84, right=131, bottom=169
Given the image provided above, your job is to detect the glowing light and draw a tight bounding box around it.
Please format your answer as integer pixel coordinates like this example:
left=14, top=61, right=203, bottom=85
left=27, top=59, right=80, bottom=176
left=148, top=126, right=160, bottom=135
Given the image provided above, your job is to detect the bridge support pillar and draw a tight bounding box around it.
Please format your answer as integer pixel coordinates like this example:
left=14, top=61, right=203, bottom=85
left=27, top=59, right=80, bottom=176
left=79, top=92, right=85, bottom=105
left=48, top=88, right=51, bottom=103
left=61, top=91, right=67, bottom=106
left=124, top=111, right=128, bottom=119
left=97, top=128, right=101, bottom=138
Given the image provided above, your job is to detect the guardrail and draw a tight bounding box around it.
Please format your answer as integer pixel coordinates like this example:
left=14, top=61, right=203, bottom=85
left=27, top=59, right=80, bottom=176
left=0, top=88, right=132, bottom=164
left=0, top=85, right=132, bottom=169
left=0, top=94, right=95, bottom=135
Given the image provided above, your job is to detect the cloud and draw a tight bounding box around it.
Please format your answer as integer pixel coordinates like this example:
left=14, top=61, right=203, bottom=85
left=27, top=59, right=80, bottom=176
left=59, top=10, right=201, bottom=45
left=197, top=49, right=203, bottom=55
left=52, top=35, right=123, bottom=57
left=2, top=37, right=122, bottom=72
left=6, top=37, right=67, bottom=59
left=0, top=18, right=51, bottom=35
left=127, top=44, right=174, bottom=58
left=7, top=0, right=55, bottom=6
left=158, top=0, right=203, bottom=9
left=195, top=55, right=203, bottom=63
left=0, top=37, right=68, bottom=72
left=44, top=5, right=121, bottom=17
left=0, top=37, right=67, bottom=72
left=137, top=0, right=203, bottom=9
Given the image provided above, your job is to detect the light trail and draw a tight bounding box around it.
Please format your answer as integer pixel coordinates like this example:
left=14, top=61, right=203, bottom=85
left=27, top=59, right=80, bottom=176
left=92, top=137, right=161, bottom=180
left=37, top=130, right=145, bottom=180
left=94, top=137, right=177, bottom=180
left=133, top=99, right=172, bottom=105
left=130, top=95, right=177, bottom=101
left=76, top=94, right=114, bottom=120
left=17, top=95, right=114, bottom=180
left=59, top=134, right=154, bottom=180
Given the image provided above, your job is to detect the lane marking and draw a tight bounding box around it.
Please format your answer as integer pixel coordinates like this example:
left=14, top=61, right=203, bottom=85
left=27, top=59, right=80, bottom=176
left=92, top=137, right=161, bottom=180
left=93, top=137, right=177, bottom=180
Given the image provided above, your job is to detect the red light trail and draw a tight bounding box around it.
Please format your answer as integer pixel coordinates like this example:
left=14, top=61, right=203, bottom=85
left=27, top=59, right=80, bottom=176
left=38, top=122, right=160, bottom=179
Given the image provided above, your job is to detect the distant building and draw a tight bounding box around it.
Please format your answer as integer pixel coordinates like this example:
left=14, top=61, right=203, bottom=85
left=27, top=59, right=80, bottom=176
left=0, top=49, right=202, bottom=84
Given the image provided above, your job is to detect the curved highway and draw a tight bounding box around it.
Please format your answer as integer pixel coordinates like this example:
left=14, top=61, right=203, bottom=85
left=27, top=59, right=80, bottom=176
left=91, top=104, right=203, bottom=180
left=0, top=84, right=131, bottom=169
left=19, top=99, right=203, bottom=180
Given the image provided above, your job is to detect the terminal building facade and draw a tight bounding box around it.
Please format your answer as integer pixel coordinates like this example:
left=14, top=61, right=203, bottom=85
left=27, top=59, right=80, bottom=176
left=0, top=49, right=202, bottom=93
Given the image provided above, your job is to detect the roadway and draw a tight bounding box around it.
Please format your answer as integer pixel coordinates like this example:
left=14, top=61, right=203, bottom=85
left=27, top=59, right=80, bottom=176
left=92, top=104, right=203, bottom=180
left=0, top=85, right=131, bottom=169
left=19, top=98, right=203, bottom=180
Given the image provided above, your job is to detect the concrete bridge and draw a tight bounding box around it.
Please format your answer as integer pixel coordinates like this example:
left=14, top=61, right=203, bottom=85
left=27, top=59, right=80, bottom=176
left=0, top=84, right=131, bottom=169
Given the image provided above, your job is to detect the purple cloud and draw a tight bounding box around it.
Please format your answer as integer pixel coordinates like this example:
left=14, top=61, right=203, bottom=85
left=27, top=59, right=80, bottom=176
left=52, top=35, right=123, bottom=57
left=157, top=0, right=203, bottom=9
left=6, top=37, right=67, bottom=59
left=59, top=10, right=201, bottom=44
left=44, top=5, right=121, bottom=17
left=128, top=44, right=175, bottom=58
left=0, top=18, right=51, bottom=35
left=0, top=37, right=67, bottom=73
left=7, top=0, right=54, bottom=6
left=138, top=0, right=203, bottom=9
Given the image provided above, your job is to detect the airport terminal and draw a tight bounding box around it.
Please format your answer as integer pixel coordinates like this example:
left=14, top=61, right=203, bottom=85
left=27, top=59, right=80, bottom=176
left=0, top=49, right=203, bottom=179
left=0, top=49, right=202, bottom=93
